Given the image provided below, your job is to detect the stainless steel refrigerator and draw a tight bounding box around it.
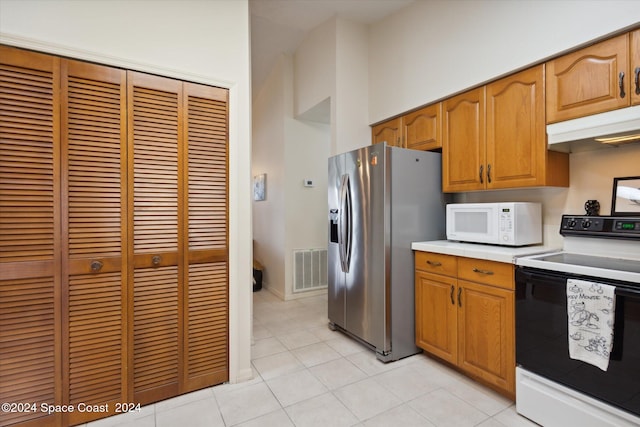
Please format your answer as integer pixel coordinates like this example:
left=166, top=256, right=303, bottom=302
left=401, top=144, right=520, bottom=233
left=328, top=142, right=447, bottom=362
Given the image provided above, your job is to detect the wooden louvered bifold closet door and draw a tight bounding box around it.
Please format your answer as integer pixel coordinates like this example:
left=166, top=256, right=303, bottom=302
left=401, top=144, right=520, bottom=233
left=127, top=71, right=183, bottom=404
left=60, top=60, right=127, bottom=425
left=1, top=45, right=229, bottom=426
left=183, top=83, right=228, bottom=391
left=0, top=47, right=61, bottom=427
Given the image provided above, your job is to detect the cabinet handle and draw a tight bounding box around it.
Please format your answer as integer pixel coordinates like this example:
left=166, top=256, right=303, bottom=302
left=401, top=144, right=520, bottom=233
left=619, top=71, right=626, bottom=98
left=457, top=287, right=462, bottom=307
left=450, top=285, right=455, bottom=305
left=426, top=260, right=442, bottom=267
left=479, top=164, right=484, bottom=184
left=635, top=67, right=640, bottom=95
left=90, top=260, right=103, bottom=272
left=487, top=164, right=492, bottom=184
left=472, top=267, right=494, bottom=275
left=152, top=255, right=162, bottom=266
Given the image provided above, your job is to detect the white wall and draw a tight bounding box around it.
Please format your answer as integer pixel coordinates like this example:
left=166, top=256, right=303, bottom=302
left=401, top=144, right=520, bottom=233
left=0, top=0, right=253, bottom=384
left=253, top=55, right=288, bottom=297
left=369, top=0, right=640, bottom=123
left=335, top=18, right=371, bottom=154
left=368, top=0, right=640, bottom=247
left=283, top=117, right=330, bottom=299
left=251, top=16, right=369, bottom=301
left=460, top=144, right=640, bottom=247
left=253, top=54, right=330, bottom=300
left=294, top=17, right=371, bottom=156
left=294, top=19, right=337, bottom=120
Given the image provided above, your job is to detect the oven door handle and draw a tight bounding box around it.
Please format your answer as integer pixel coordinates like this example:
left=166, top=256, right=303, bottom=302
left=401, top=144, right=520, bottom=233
left=517, top=267, right=640, bottom=298
left=615, top=288, right=640, bottom=298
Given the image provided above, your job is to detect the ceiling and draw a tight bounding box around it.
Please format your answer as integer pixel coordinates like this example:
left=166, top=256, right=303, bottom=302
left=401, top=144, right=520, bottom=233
left=249, top=0, right=415, bottom=96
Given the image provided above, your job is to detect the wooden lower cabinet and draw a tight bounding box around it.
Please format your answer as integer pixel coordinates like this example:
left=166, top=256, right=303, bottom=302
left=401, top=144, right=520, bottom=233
left=457, top=280, right=514, bottom=395
left=0, top=46, right=229, bottom=427
left=415, top=252, right=515, bottom=398
left=415, top=271, right=457, bottom=364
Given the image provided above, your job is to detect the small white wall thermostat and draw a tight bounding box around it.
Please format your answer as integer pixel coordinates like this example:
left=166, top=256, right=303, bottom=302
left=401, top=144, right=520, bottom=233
left=303, top=179, right=314, bottom=187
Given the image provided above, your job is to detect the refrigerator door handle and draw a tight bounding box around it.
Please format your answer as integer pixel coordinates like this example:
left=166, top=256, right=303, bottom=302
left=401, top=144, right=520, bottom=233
left=344, top=174, right=353, bottom=272
left=338, top=174, right=352, bottom=273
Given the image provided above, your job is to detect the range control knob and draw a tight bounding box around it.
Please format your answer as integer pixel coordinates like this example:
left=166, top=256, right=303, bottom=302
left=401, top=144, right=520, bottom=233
left=567, top=219, right=577, bottom=228
left=581, top=219, right=592, bottom=228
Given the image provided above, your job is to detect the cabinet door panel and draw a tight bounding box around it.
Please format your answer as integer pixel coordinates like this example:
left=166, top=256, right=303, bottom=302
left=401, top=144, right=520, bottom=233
left=632, top=29, right=640, bottom=106
left=415, top=271, right=457, bottom=364
left=372, top=117, right=402, bottom=147
left=443, top=88, right=485, bottom=192
left=547, top=34, right=629, bottom=123
left=0, top=46, right=61, bottom=427
left=61, top=59, right=127, bottom=425
left=458, top=280, right=514, bottom=394
left=128, top=71, right=183, bottom=404
left=404, top=104, right=441, bottom=151
left=486, top=66, right=545, bottom=189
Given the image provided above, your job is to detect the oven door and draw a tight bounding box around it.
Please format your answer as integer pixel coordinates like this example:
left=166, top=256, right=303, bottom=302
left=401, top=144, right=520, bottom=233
left=515, top=266, right=640, bottom=418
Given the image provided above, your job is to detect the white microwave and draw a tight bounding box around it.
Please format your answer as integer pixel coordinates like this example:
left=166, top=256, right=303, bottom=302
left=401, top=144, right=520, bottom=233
left=446, top=202, right=542, bottom=246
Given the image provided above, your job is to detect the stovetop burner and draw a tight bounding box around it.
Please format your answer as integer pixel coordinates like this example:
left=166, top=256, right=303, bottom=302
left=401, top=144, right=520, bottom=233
left=535, top=252, right=640, bottom=275
left=516, top=214, right=640, bottom=283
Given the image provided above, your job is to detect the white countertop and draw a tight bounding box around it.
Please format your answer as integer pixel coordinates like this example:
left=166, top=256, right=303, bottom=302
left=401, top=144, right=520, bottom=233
left=411, top=240, right=559, bottom=264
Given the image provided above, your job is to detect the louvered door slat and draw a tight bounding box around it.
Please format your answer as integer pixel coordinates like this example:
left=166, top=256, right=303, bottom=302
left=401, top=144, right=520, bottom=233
left=128, top=71, right=182, bottom=404
left=186, top=90, right=228, bottom=252
left=187, top=263, right=228, bottom=377
left=0, top=59, right=56, bottom=262
left=183, top=83, right=229, bottom=391
left=132, top=83, right=179, bottom=252
left=61, top=59, right=126, bottom=425
left=0, top=46, right=60, bottom=427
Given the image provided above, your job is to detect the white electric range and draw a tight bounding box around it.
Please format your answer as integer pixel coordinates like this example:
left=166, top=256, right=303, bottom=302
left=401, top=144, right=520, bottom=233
left=515, top=215, right=640, bottom=427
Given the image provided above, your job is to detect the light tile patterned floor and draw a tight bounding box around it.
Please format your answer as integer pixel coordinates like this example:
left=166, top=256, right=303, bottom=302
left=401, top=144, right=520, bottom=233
left=85, top=290, right=539, bottom=427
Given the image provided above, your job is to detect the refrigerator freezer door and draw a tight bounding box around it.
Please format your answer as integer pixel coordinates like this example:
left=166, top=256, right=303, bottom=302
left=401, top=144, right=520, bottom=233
left=328, top=154, right=346, bottom=329
left=344, top=145, right=389, bottom=353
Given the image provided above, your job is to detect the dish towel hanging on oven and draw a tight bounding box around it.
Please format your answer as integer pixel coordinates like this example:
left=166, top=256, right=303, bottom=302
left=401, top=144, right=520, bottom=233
left=567, top=278, right=616, bottom=371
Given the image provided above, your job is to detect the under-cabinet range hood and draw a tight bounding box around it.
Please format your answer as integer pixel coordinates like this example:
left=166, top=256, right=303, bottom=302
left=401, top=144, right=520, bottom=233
left=547, top=105, right=640, bottom=153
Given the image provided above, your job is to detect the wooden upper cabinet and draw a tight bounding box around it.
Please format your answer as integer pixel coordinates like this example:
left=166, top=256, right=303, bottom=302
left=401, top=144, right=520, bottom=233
left=632, top=29, right=640, bottom=105
left=372, top=117, right=403, bottom=147
left=442, top=87, right=486, bottom=192
left=486, top=66, right=545, bottom=189
left=372, top=104, right=442, bottom=151
left=546, top=33, right=630, bottom=123
left=403, top=103, right=442, bottom=150
left=443, top=66, right=569, bottom=193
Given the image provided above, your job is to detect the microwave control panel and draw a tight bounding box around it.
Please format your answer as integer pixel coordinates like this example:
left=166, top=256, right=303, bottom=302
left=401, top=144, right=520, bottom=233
left=499, top=208, right=514, bottom=243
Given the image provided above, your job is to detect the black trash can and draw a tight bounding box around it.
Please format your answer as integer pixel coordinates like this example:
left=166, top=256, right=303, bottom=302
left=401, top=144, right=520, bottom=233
left=253, top=260, right=263, bottom=292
